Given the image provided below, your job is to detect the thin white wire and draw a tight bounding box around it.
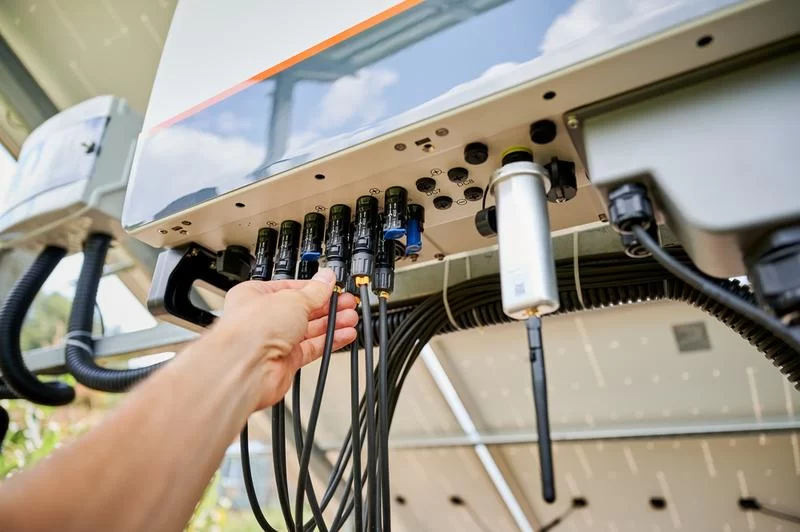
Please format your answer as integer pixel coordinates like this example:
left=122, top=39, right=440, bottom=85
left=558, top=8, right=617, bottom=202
left=573, top=232, right=585, bottom=308
left=442, top=259, right=462, bottom=331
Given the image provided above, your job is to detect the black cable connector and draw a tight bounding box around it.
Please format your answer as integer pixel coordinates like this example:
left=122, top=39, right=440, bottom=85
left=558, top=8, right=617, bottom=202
left=351, top=195, right=379, bottom=278
left=325, top=204, right=352, bottom=287
left=525, top=316, right=556, bottom=504
left=273, top=220, right=301, bottom=281
left=631, top=225, right=800, bottom=358
left=252, top=227, right=278, bottom=281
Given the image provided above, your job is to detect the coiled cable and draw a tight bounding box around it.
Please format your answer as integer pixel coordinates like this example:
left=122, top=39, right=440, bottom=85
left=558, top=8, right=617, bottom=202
left=65, top=233, right=165, bottom=392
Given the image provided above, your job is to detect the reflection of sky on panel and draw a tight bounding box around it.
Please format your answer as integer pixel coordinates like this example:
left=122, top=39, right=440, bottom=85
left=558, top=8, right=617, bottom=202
left=124, top=0, right=737, bottom=229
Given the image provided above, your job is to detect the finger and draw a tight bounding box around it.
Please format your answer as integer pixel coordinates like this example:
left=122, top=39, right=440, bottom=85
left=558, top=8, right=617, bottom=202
left=245, top=279, right=311, bottom=293
left=305, top=308, right=358, bottom=339
left=298, top=327, right=357, bottom=367
left=308, top=291, right=358, bottom=321
left=299, top=268, right=336, bottom=311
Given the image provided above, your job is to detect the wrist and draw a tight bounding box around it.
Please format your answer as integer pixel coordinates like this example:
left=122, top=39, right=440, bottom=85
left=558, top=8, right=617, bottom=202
left=190, top=324, right=266, bottom=412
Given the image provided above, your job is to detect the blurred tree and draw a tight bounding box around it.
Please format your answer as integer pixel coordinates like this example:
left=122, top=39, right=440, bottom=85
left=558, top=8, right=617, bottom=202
left=20, top=291, right=71, bottom=351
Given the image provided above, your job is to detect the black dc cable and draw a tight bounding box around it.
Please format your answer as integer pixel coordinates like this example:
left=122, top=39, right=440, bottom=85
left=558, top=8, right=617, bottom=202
left=273, top=403, right=294, bottom=529
left=350, top=338, right=364, bottom=532
left=295, top=291, right=340, bottom=532
left=358, top=282, right=379, bottom=531
left=377, top=295, right=392, bottom=531
left=241, top=422, right=279, bottom=532
left=631, top=225, right=800, bottom=354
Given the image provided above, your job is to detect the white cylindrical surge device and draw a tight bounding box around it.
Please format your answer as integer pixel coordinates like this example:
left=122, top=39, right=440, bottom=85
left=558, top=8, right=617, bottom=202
left=491, top=149, right=560, bottom=319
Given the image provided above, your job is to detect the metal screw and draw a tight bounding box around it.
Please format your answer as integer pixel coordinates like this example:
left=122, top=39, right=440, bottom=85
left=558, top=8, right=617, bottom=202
left=394, top=143, right=407, bottom=151
left=430, top=168, right=443, bottom=177
left=369, top=188, right=381, bottom=195
left=159, top=229, right=168, bottom=235
left=456, top=199, right=468, bottom=206
left=422, top=143, right=435, bottom=153
left=179, top=229, right=188, bottom=235
left=266, top=221, right=277, bottom=227
left=181, top=220, right=192, bottom=226
left=598, top=213, right=608, bottom=222
left=315, top=205, right=326, bottom=213
left=567, top=115, right=580, bottom=129
left=435, top=127, right=449, bottom=137
left=434, top=253, right=445, bottom=261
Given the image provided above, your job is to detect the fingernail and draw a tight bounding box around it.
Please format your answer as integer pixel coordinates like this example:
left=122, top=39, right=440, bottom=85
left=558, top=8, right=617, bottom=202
left=312, top=268, right=336, bottom=285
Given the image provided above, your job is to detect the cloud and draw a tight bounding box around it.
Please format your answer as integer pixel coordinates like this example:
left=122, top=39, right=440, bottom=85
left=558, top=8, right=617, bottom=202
left=318, top=67, right=399, bottom=130
left=539, top=0, right=678, bottom=53
left=216, top=110, right=255, bottom=135
left=130, top=126, right=264, bottom=217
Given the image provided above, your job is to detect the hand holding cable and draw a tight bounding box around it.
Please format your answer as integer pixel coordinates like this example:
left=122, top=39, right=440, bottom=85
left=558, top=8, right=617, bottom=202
left=220, top=269, right=358, bottom=410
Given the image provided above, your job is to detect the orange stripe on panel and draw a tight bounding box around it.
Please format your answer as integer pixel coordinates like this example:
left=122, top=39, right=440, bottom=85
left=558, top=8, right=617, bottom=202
left=150, top=0, right=424, bottom=134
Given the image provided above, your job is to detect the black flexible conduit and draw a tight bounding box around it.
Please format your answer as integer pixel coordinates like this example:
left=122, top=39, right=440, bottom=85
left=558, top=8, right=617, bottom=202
left=0, top=246, right=74, bottom=406
left=0, top=379, right=17, bottom=400
left=307, top=247, right=800, bottom=527
left=0, top=405, right=8, bottom=450
left=360, top=248, right=800, bottom=389
left=65, top=233, right=165, bottom=392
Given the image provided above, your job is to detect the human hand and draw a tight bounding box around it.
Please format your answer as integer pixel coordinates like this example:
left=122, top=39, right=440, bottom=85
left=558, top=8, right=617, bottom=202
left=214, top=268, right=358, bottom=410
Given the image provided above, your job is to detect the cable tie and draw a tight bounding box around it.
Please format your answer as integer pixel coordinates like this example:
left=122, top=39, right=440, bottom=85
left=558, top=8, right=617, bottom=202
left=573, top=232, right=585, bottom=309
left=65, top=338, right=93, bottom=353
left=65, top=330, right=92, bottom=339
left=442, top=258, right=462, bottom=331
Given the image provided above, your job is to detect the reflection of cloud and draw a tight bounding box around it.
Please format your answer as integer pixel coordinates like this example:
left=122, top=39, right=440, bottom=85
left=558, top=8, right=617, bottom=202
left=318, top=67, right=399, bottom=129
left=144, top=126, right=263, bottom=184
left=286, top=130, right=321, bottom=155
left=540, top=0, right=677, bottom=52
left=216, top=111, right=254, bottom=135
left=130, top=126, right=264, bottom=219
left=284, top=62, right=521, bottom=158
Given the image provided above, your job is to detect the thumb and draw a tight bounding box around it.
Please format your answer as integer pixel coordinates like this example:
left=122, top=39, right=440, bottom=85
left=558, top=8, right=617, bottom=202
left=300, top=267, right=336, bottom=310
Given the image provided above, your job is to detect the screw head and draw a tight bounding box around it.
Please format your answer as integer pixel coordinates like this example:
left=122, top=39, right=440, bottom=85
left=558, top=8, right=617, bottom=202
left=315, top=205, right=326, bottom=212
left=179, top=229, right=188, bottom=235
left=434, top=253, right=445, bottom=261
left=394, top=143, right=407, bottom=151
left=567, top=115, right=580, bottom=129
left=181, top=220, right=192, bottom=226
left=369, top=188, right=381, bottom=195
left=159, top=229, right=168, bottom=235
left=435, top=127, right=449, bottom=137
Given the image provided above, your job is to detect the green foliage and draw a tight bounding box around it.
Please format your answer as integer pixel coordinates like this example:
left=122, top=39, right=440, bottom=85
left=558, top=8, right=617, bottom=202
left=20, top=291, right=72, bottom=351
